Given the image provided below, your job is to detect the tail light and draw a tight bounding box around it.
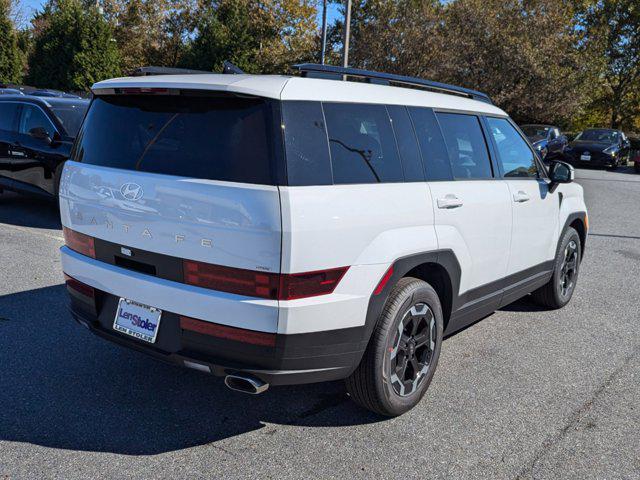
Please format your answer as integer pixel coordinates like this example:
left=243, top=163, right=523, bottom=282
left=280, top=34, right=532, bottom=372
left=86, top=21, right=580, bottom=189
left=183, top=260, right=348, bottom=300
left=63, top=227, right=95, bottom=258
left=180, top=316, right=276, bottom=347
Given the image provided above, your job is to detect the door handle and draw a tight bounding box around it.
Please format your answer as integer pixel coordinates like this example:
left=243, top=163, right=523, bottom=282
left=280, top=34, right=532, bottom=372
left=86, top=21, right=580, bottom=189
left=513, top=191, right=530, bottom=203
left=437, top=195, right=463, bottom=209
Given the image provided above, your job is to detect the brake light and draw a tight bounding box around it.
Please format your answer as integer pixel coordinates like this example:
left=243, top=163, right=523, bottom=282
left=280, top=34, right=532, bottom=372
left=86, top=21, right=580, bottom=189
left=63, top=227, right=95, bottom=258
left=182, top=260, right=349, bottom=300
left=183, top=261, right=280, bottom=299
left=64, top=274, right=95, bottom=298
left=180, top=316, right=276, bottom=347
left=279, top=267, right=349, bottom=300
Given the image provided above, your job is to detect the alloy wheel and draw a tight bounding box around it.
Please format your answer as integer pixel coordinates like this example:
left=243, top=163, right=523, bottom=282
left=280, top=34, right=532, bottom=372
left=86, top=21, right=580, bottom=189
left=559, top=240, right=578, bottom=297
left=389, top=303, right=436, bottom=397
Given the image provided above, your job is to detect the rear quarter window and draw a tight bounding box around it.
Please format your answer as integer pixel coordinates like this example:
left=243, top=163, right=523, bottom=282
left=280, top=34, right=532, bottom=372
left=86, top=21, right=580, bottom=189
left=323, top=102, right=403, bottom=184
left=72, top=94, right=280, bottom=185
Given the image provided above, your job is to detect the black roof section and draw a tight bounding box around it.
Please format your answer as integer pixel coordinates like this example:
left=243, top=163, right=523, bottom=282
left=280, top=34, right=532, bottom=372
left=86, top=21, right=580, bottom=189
left=292, top=63, right=493, bottom=104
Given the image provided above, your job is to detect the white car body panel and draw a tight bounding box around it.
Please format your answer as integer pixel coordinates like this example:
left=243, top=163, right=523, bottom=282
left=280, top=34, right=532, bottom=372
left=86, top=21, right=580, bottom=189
left=59, top=161, right=282, bottom=272
left=61, top=247, right=279, bottom=332
left=279, top=183, right=437, bottom=272
left=505, top=179, right=560, bottom=275
left=428, top=180, right=512, bottom=294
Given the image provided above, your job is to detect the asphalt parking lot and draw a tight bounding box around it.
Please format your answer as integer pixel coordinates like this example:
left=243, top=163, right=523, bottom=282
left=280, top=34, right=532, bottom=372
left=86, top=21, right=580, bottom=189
left=1, top=167, right=639, bottom=479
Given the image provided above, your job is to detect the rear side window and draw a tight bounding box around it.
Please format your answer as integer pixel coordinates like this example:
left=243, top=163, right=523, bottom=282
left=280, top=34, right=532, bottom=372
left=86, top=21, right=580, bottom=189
left=323, top=103, right=403, bottom=184
left=436, top=112, right=493, bottom=179
left=486, top=117, right=538, bottom=178
left=73, top=94, right=279, bottom=185
left=0, top=103, right=19, bottom=131
left=387, top=105, right=424, bottom=182
left=408, top=107, right=452, bottom=181
left=281, top=101, right=332, bottom=186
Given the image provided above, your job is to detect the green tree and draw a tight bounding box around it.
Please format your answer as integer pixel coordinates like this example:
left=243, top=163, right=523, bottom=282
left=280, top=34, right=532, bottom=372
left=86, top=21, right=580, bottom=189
left=0, top=0, right=23, bottom=83
left=101, top=0, right=194, bottom=72
left=27, top=0, right=121, bottom=91
left=184, top=0, right=318, bottom=74
left=579, top=0, right=640, bottom=130
left=330, top=0, right=593, bottom=126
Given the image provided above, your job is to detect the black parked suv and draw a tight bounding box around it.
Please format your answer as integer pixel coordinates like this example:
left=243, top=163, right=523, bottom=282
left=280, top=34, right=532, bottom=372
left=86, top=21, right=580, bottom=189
left=0, top=95, right=88, bottom=198
left=521, top=124, right=568, bottom=161
left=564, top=128, right=630, bottom=169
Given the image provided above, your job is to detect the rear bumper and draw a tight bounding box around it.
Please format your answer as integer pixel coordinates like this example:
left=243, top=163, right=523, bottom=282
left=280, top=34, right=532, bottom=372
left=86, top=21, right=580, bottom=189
left=65, top=272, right=368, bottom=387
left=565, top=152, right=617, bottom=167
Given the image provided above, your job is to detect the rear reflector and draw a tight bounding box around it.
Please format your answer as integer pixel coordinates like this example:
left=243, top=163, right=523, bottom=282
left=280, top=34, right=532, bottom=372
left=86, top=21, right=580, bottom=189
left=183, top=260, right=348, bottom=301
left=373, top=265, right=394, bottom=295
left=64, top=274, right=95, bottom=299
left=180, top=316, right=276, bottom=347
left=63, top=227, right=96, bottom=258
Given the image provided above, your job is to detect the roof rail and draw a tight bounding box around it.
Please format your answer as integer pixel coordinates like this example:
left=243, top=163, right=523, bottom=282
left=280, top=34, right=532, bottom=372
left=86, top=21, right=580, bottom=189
left=130, top=66, right=213, bottom=76
left=131, top=62, right=245, bottom=77
left=292, top=63, right=493, bottom=104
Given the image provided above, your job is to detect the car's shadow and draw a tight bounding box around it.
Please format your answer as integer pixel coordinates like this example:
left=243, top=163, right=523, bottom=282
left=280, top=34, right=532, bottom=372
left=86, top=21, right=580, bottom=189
left=0, top=191, right=61, bottom=230
left=0, top=285, right=383, bottom=456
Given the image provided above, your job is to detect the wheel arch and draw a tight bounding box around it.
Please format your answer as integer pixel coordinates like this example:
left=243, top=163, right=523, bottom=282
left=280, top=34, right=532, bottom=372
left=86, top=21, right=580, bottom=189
left=361, top=250, right=461, bottom=346
left=561, top=212, right=587, bottom=259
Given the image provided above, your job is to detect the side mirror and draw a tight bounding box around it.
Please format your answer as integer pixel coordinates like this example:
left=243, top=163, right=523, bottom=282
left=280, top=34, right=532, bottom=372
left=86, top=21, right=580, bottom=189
left=549, top=160, right=574, bottom=192
left=28, top=126, right=52, bottom=145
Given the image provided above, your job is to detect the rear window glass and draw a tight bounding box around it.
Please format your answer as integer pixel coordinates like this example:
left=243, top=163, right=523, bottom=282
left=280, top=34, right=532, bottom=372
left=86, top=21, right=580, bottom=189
left=323, top=103, right=403, bottom=184
left=72, top=94, right=278, bottom=185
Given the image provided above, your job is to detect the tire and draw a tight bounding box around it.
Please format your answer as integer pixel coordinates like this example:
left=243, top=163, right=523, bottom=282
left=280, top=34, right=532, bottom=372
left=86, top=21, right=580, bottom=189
left=531, top=227, right=581, bottom=309
left=635, top=163, right=640, bottom=174
left=346, top=277, right=443, bottom=416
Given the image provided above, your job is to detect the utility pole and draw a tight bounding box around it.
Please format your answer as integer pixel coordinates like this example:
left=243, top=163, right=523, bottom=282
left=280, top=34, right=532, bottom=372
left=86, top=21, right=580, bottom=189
left=342, top=0, right=352, bottom=68
left=320, top=0, right=328, bottom=64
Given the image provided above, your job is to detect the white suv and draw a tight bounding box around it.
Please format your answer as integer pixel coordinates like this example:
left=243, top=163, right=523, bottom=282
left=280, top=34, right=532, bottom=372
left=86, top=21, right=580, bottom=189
left=59, top=64, right=587, bottom=416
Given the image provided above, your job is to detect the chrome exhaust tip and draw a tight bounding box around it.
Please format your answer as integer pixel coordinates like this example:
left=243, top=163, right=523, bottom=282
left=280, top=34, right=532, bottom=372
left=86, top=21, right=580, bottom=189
left=224, top=373, right=269, bottom=395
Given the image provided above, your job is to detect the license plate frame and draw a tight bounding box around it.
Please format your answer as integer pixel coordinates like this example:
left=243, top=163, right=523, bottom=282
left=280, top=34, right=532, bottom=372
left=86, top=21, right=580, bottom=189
left=113, top=298, right=162, bottom=344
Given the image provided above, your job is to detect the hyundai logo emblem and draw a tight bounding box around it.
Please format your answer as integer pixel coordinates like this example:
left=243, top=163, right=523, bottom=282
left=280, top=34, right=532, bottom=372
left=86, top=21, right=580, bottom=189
left=120, top=183, right=144, bottom=201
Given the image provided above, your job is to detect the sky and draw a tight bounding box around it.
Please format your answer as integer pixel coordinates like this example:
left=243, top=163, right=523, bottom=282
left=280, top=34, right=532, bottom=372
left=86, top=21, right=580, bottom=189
left=15, top=1, right=342, bottom=29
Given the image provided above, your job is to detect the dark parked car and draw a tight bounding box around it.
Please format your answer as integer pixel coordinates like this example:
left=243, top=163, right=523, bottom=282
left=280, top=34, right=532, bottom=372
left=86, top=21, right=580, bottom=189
left=0, top=88, right=24, bottom=95
left=563, top=128, right=630, bottom=169
left=28, top=89, right=82, bottom=99
left=520, top=124, right=568, bottom=161
left=0, top=95, right=89, bottom=198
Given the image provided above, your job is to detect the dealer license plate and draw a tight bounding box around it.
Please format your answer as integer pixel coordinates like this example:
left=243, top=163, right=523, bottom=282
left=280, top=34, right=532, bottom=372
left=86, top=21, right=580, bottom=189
left=113, top=298, right=162, bottom=343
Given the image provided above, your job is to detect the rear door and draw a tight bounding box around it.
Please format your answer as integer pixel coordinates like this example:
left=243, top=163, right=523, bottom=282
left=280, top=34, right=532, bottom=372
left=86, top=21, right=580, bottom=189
left=485, top=117, right=559, bottom=276
left=410, top=108, right=512, bottom=303
left=59, top=92, right=283, bottom=274
left=0, top=102, right=21, bottom=185
left=15, top=103, right=69, bottom=195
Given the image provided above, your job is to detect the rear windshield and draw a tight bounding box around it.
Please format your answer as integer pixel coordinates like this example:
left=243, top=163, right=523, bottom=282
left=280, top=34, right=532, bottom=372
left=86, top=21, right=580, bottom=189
left=72, top=94, right=279, bottom=184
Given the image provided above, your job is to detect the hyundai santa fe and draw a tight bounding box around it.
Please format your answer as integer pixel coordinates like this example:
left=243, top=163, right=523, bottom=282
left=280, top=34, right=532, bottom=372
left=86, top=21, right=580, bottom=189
left=59, top=64, right=587, bottom=416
